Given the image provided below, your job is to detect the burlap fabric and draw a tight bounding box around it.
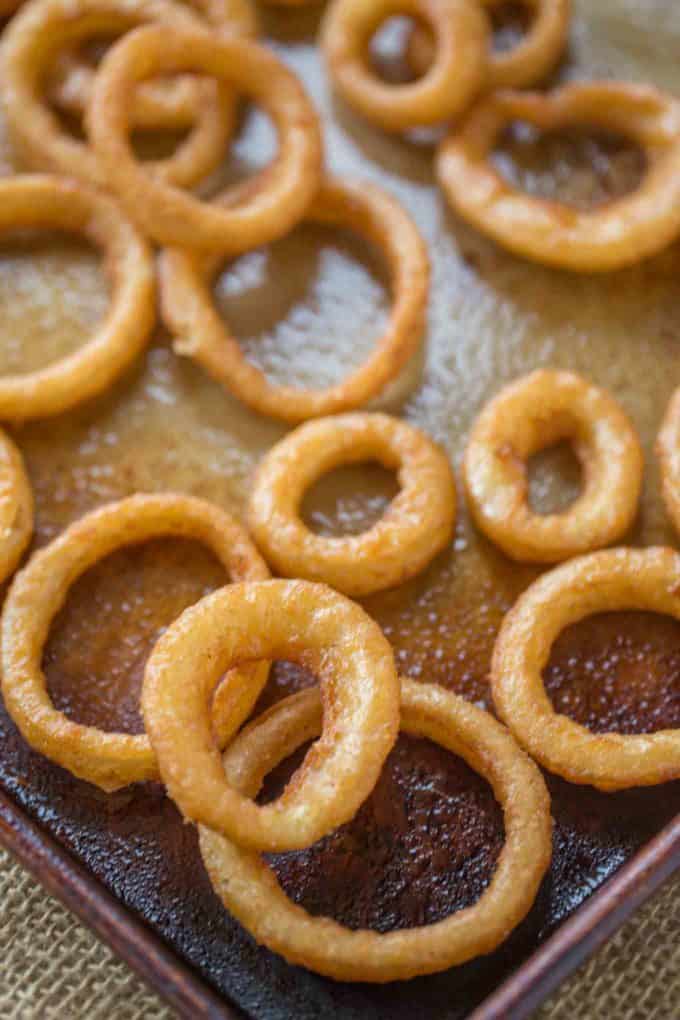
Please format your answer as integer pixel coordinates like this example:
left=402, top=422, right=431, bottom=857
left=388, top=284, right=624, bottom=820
left=0, top=847, right=677, bottom=1019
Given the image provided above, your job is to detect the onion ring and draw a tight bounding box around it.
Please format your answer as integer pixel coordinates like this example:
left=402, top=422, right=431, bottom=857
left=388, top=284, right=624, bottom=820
left=1, top=0, right=236, bottom=190
left=199, top=678, right=552, bottom=981
left=407, top=0, right=570, bottom=92
left=657, top=388, right=680, bottom=537
left=0, top=429, right=33, bottom=584
left=247, top=412, right=456, bottom=597
left=0, top=174, right=155, bottom=422
left=321, top=0, right=488, bottom=132
left=492, top=546, right=680, bottom=791
left=1, top=493, right=270, bottom=792
left=87, top=25, right=323, bottom=251
left=142, top=578, right=400, bottom=851
left=159, top=177, right=429, bottom=423
left=0, top=1, right=24, bottom=15
left=463, top=369, right=643, bottom=563
left=436, top=82, right=680, bottom=272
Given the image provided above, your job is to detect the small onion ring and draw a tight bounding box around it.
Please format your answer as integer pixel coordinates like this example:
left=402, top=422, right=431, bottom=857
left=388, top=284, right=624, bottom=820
left=407, top=0, right=570, bottom=92
left=1, top=493, right=271, bottom=792
left=492, top=546, right=680, bottom=791
left=0, top=174, right=155, bottom=422
left=142, top=578, right=400, bottom=852
left=88, top=25, right=323, bottom=251
left=463, top=369, right=643, bottom=563
left=436, top=82, right=680, bottom=272
left=199, top=678, right=552, bottom=982
left=321, top=0, right=488, bottom=132
left=0, top=429, right=33, bottom=583
left=657, top=388, right=680, bottom=537
left=247, top=412, right=456, bottom=597
left=159, top=176, right=429, bottom=424
left=1, top=0, right=236, bottom=189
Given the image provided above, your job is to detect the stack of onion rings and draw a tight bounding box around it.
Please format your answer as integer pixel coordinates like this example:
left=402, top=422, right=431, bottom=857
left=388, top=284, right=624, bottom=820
left=0, top=429, right=33, bottom=584
left=1, top=493, right=270, bottom=791
left=657, top=388, right=680, bottom=536
left=160, top=176, right=429, bottom=423
left=199, top=678, right=552, bottom=981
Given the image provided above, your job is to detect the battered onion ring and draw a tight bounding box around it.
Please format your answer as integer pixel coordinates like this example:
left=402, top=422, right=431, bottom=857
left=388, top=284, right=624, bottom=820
left=407, top=0, right=570, bottom=92
left=492, top=547, right=680, bottom=791
left=0, top=430, right=33, bottom=584
left=48, top=0, right=257, bottom=127
left=657, top=388, right=680, bottom=537
left=1, top=494, right=271, bottom=792
left=88, top=25, right=323, bottom=251
left=463, top=369, right=643, bottom=563
left=142, top=578, right=400, bottom=851
left=199, top=678, right=552, bottom=981
left=247, top=412, right=456, bottom=597
left=1, top=0, right=236, bottom=190
left=0, top=175, right=155, bottom=422
left=436, top=82, right=680, bottom=272
left=160, top=177, right=429, bottom=423
left=321, top=0, right=488, bottom=132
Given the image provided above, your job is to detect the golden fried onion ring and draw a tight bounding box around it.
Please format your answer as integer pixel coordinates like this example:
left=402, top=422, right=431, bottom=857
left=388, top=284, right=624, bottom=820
left=1, top=494, right=270, bottom=792
left=321, top=0, right=488, bottom=131
left=492, top=546, right=680, bottom=791
left=463, top=369, right=643, bottom=563
left=160, top=177, right=429, bottom=423
left=436, top=83, right=680, bottom=272
left=0, top=430, right=33, bottom=583
left=142, top=578, right=400, bottom=851
left=0, top=175, right=155, bottom=422
left=407, top=0, right=570, bottom=92
left=248, top=412, right=456, bottom=597
left=657, top=388, right=680, bottom=536
left=1, top=0, right=236, bottom=189
left=199, top=678, right=552, bottom=981
left=88, top=25, right=323, bottom=251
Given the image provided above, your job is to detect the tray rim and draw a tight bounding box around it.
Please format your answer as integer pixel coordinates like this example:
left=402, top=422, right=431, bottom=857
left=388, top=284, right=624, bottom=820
left=1, top=783, right=679, bottom=1020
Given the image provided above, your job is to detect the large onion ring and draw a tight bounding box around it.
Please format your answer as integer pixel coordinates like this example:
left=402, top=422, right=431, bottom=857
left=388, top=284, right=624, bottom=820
left=248, top=412, right=456, bottom=597
left=160, top=177, right=429, bottom=424
left=1, top=494, right=270, bottom=792
left=142, top=578, right=400, bottom=851
left=0, top=175, right=155, bottom=422
left=321, top=0, right=488, bottom=132
left=0, top=429, right=33, bottom=583
left=492, top=547, right=680, bottom=791
left=657, top=388, right=680, bottom=536
left=199, top=678, right=552, bottom=981
left=88, top=25, right=323, bottom=251
left=436, top=83, right=680, bottom=272
left=407, top=0, right=570, bottom=92
left=463, top=369, right=643, bottom=563
left=1, top=0, right=236, bottom=190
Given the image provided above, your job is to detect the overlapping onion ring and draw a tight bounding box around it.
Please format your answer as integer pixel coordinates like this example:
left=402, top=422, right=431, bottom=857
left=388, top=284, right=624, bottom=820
left=142, top=578, right=400, bottom=852
left=88, top=25, right=323, bottom=251
left=463, top=369, right=643, bottom=563
left=321, top=0, right=488, bottom=131
left=1, top=0, right=236, bottom=189
left=657, top=388, right=680, bottom=536
left=248, top=412, right=456, bottom=597
left=436, top=82, right=680, bottom=272
left=492, top=547, right=680, bottom=791
left=0, top=430, right=33, bottom=584
left=160, top=177, right=429, bottom=423
left=0, top=175, right=155, bottom=422
left=199, top=678, right=552, bottom=981
left=1, top=494, right=270, bottom=792
left=407, top=0, right=570, bottom=92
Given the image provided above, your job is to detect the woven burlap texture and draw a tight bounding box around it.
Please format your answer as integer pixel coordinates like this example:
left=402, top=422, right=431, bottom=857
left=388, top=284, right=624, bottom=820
left=0, top=846, right=678, bottom=1019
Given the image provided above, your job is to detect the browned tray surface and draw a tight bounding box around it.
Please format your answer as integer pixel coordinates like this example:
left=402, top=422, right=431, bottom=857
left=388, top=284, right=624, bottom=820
left=1, top=1, right=680, bottom=1017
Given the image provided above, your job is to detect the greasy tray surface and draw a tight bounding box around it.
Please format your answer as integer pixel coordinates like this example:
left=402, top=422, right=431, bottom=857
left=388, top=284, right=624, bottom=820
left=0, top=1, right=679, bottom=1018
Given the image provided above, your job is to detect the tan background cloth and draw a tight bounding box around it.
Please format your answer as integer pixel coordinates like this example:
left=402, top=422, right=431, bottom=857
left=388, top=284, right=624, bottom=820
left=1, top=846, right=678, bottom=1019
